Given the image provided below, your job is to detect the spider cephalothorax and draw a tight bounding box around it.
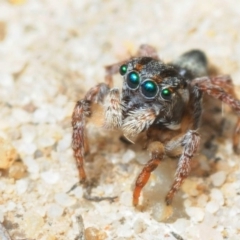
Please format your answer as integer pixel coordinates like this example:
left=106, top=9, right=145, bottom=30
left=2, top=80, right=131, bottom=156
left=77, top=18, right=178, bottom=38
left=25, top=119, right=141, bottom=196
left=72, top=44, right=240, bottom=206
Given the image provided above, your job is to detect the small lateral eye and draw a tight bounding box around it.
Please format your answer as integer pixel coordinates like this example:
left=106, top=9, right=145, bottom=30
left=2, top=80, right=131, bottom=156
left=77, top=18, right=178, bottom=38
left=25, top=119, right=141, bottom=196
left=126, top=71, right=140, bottom=89
left=119, top=64, right=127, bottom=75
left=161, top=88, right=172, bottom=100
left=141, top=80, right=159, bottom=99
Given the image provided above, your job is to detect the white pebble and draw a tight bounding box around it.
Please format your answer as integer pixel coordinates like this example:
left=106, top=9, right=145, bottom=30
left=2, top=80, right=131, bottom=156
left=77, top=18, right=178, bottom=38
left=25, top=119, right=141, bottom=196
left=205, top=200, right=220, bottom=213
left=24, top=158, right=39, bottom=174
left=133, top=217, right=147, bottom=234
left=20, top=125, right=36, bottom=143
left=185, top=207, right=205, bottom=222
left=197, top=194, right=209, bottom=207
left=12, top=108, right=31, bottom=124
left=37, top=136, right=55, bottom=148
left=172, top=218, right=190, bottom=235
left=0, top=209, right=3, bottom=222
left=47, top=204, right=64, bottom=218
left=13, top=141, right=37, bottom=156
left=72, top=186, right=83, bottom=198
left=54, top=192, right=76, bottom=207
left=122, top=149, right=136, bottom=164
left=210, top=188, right=224, bottom=206
left=0, top=73, right=14, bottom=87
left=16, top=179, right=28, bottom=194
left=210, top=171, right=226, bottom=187
left=57, top=134, right=71, bottom=152
left=41, top=171, right=59, bottom=184
left=6, top=201, right=16, bottom=211
left=119, top=191, right=132, bottom=207
left=33, top=108, right=49, bottom=124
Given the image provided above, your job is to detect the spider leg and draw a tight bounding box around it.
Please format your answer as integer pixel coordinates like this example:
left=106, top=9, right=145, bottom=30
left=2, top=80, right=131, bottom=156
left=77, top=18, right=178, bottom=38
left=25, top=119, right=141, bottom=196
left=135, top=44, right=159, bottom=59
left=165, top=130, right=200, bottom=205
left=133, top=141, right=165, bottom=206
left=209, top=75, right=240, bottom=153
left=191, top=75, right=240, bottom=153
left=72, top=83, right=109, bottom=182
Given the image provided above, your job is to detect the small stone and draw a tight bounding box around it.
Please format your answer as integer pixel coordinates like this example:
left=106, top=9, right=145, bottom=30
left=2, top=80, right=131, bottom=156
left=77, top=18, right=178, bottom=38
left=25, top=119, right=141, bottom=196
left=8, top=161, right=26, bottom=179
left=85, top=227, right=107, bottom=240
left=197, top=194, right=209, bottom=207
left=0, top=209, right=3, bottom=222
left=16, top=179, right=28, bottom=194
left=41, top=171, right=59, bottom=184
left=210, top=171, right=226, bottom=187
left=6, top=201, right=16, bottom=211
left=33, top=108, right=49, bottom=124
left=37, top=136, right=55, bottom=148
left=181, top=178, right=199, bottom=196
left=23, top=212, right=44, bottom=238
left=54, top=192, right=76, bottom=207
left=72, top=186, right=83, bottom=198
left=185, top=207, right=204, bottom=222
left=210, top=188, right=224, bottom=206
left=122, top=149, right=136, bottom=164
left=0, top=73, right=14, bottom=87
left=20, top=125, right=36, bottom=143
left=205, top=200, right=220, bottom=213
left=47, top=204, right=64, bottom=218
left=57, top=134, right=71, bottom=152
left=133, top=217, right=147, bottom=234
left=0, top=137, right=18, bottom=169
left=152, top=203, right=173, bottom=221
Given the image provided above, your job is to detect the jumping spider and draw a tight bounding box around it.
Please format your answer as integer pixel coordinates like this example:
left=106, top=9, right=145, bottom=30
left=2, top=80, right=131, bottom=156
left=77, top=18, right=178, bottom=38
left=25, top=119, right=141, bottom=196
left=72, top=44, right=240, bottom=206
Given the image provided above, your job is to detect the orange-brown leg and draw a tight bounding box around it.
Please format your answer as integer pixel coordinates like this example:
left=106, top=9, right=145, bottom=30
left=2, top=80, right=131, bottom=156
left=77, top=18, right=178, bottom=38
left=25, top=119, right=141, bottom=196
left=165, top=130, right=200, bottom=205
left=72, top=83, right=109, bottom=182
left=192, top=75, right=240, bottom=154
left=233, top=118, right=240, bottom=153
left=210, top=75, right=240, bottom=153
left=133, top=142, right=164, bottom=206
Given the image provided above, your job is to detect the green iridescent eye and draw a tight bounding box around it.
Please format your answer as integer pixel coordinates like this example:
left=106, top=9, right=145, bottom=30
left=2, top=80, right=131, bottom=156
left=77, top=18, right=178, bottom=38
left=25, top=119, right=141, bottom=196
left=119, top=64, right=127, bottom=75
left=161, top=88, right=172, bottom=100
left=126, top=71, right=140, bottom=89
left=141, top=80, right=159, bottom=98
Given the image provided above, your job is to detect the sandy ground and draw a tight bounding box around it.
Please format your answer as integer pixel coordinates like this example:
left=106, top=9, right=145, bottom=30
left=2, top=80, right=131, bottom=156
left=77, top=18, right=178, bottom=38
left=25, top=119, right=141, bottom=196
left=0, top=0, right=240, bottom=239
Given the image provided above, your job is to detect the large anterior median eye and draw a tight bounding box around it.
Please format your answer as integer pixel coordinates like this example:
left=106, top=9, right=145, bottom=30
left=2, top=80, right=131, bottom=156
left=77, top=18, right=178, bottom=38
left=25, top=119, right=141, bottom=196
left=140, top=80, right=159, bottom=99
left=126, top=71, right=140, bottom=89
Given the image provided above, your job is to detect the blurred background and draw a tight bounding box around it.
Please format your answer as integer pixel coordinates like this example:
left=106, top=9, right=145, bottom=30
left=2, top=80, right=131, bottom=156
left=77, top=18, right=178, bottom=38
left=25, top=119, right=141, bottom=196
left=0, top=0, right=240, bottom=239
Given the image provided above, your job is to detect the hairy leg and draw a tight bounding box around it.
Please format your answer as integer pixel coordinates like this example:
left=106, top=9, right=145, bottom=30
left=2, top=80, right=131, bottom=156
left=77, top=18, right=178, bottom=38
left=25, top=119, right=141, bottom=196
left=210, top=75, right=240, bottom=153
left=133, top=141, right=164, bottom=206
left=72, top=83, right=109, bottom=182
left=165, top=130, right=200, bottom=205
left=191, top=75, right=240, bottom=153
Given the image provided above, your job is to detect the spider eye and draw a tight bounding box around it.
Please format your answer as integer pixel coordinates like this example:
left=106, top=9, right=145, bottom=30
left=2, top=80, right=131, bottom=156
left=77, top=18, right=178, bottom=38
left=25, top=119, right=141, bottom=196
left=161, top=88, right=172, bottom=100
left=141, top=80, right=159, bottom=98
left=126, top=71, right=140, bottom=89
left=119, top=64, right=127, bottom=75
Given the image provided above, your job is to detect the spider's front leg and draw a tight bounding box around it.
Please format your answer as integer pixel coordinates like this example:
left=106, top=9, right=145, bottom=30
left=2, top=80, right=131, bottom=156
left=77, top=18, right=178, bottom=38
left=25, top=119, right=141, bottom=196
left=191, top=75, right=240, bottom=153
left=133, top=141, right=165, bottom=206
left=165, top=130, right=200, bottom=205
left=72, top=83, right=110, bottom=182
left=72, top=81, right=123, bottom=183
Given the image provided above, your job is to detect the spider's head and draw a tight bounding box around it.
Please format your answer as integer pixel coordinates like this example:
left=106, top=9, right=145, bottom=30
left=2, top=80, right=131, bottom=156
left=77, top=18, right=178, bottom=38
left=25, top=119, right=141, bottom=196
left=119, top=57, right=190, bottom=139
